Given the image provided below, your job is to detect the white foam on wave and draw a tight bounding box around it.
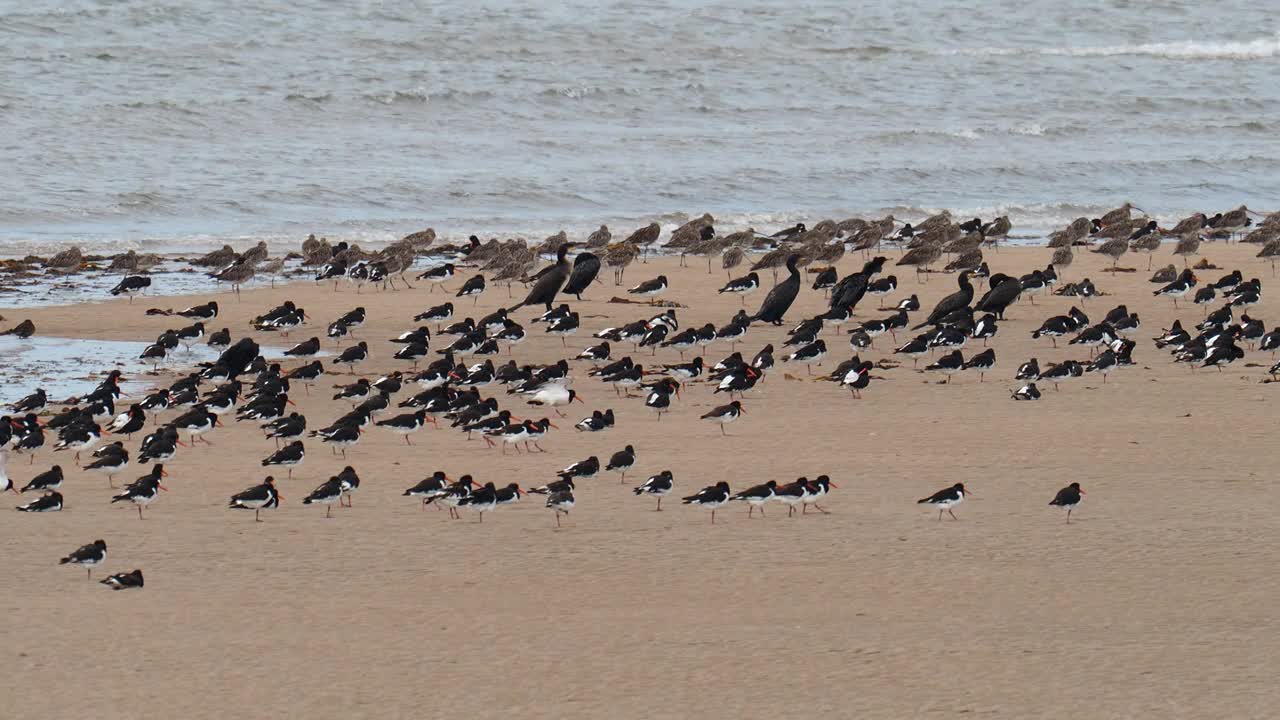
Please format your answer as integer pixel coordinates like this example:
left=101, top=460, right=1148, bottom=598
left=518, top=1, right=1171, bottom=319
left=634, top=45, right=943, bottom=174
left=956, top=33, right=1280, bottom=60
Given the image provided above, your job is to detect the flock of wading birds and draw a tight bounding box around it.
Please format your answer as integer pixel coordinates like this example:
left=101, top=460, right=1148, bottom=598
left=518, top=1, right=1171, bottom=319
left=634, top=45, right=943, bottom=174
left=12, top=202, right=1280, bottom=590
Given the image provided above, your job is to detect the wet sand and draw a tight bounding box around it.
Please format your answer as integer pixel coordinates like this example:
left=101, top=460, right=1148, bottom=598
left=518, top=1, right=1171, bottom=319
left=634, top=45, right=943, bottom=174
left=3, top=243, right=1280, bottom=719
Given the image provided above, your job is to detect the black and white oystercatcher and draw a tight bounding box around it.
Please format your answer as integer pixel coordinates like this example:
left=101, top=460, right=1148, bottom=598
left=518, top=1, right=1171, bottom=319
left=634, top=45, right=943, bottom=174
left=16, top=490, right=62, bottom=512
left=918, top=482, right=969, bottom=521
left=700, top=401, right=744, bottom=435
left=682, top=481, right=731, bottom=524
left=100, top=569, right=144, bottom=591
left=1049, top=482, right=1085, bottom=523
left=229, top=476, right=280, bottom=521
left=60, top=539, right=107, bottom=580
left=633, top=469, right=673, bottom=510
left=302, top=476, right=344, bottom=518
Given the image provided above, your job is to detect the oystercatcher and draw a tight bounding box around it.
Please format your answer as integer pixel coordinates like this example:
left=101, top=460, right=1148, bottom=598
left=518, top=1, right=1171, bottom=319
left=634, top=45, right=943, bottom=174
left=972, top=313, right=999, bottom=345
left=206, top=327, right=231, bottom=351
left=433, top=475, right=476, bottom=518
left=414, top=302, right=454, bottom=327
left=107, top=405, right=146, bottom=438
left=110, top=275, right=151, bottom=302
left=962, top=348, right=996, bottom=382
left=138, top=426, right=183, bottom=464
left=403, top=471, right=451, bottom=510
left=84, top=443, right=129, bottom=486
left=16, top=490, right=62, bottom=512
left=52, top=422, right=102, bottom=462
left=719, top=272, right=760, bottom=303
left=314, top=422, right=360, bottom=459
left=701, top=401, right=744, bottom=435
left=458, top=481, right=498, bottom=521
left=731, top=480, right=777, bottom=518
left=925, top=350, right=964, bottom=383
left=1039, top=361, right=1083, bottom=390
left=664, top=356, right=703, bottom=382
left=60, top=539, right=107, bottom=580
left=545, top=489, right=575, bottom=527
left=302, top=476, right=344, bottom=518
left=803, top=475, right=838, bottom=514
left=574, top=409, right=615, bottom=433
left=868, top=275, right=898, bottom=308
left=229, top=476, right=280, bottom=521
left=555, top=456, right=598, bottom=482
left=628, top=275, right=669, bottom=300
left=607, top=445, right=636, bottom=482
left=100, top=569, right=144, bottom=591
left=284, top=336, right=320, bottom=358
left=643, top=379, right=680, bottom=420
left=633, top=469, right=672, bottom=510
left=10, top=388, right=47, bottom=414
left=545, top=312, right=581, bottom=347
left=682, top=481, right=731, bottom=524
left=783, top=339, right=827, bottom=375
left=811, top=266, right=838, bottom=293
left=333, top=341, right=370, bottom=373
left=1015, top=358, right=1040, bottom=381
left=1049, top=482, right=1084, bottom=523
left=713, top=367, right=759, bottom=398
left=418, top=263, right=455, bottom=290
left=1202, top=341, right=1244, bottom=371
left=1153, top=269, right=1197, bottom=307
left=774, top=477, right=811, bottom=517
left=260, top=440, right=304, bottom=479
left=178, top=301, right=219, bottom=320
left=918, top=482, right=969, bottom=520
left=110, top=465, right=167, bottom=519
left=840, top=360, right=874, bottom=399
left=20, top=465, right=63, bottom=493
left=171, top=407, right=219, bottom=445
left=893, top=336, right=930, bottom=367
left=376, top=410, right=432, bottom=445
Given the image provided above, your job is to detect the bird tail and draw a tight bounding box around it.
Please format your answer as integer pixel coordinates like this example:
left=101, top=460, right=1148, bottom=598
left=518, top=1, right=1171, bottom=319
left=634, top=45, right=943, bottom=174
left=58, top=557, right=70, bottom=564
left=1031, top=330, right=1041, bottom=339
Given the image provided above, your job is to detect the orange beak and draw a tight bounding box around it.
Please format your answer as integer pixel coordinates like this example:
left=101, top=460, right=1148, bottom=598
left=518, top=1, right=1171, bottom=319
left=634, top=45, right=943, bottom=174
left=829, top=481, right=840, bottom=488
left=160, top=469, right=169, bottom=477
left=547, top=421, right=559, bottom=430
left=214, top=418, right=224, bottom=427
left=287, top=399, right=297, bottom=407
left=158, top=484, right=169, bottom=492
left=572, top=394, right=584, bottom=403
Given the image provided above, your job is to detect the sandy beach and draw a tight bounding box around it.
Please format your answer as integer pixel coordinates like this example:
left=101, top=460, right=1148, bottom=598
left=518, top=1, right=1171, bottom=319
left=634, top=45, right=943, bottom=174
left=3, top=242, right=1280, bottom=719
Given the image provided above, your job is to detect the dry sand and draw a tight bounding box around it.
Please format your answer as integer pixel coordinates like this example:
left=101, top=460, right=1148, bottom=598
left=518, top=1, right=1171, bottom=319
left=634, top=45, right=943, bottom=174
left=3, top=243, right=1280, bottom=719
